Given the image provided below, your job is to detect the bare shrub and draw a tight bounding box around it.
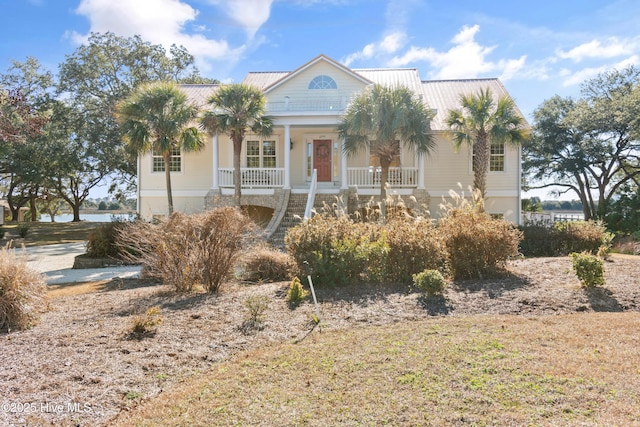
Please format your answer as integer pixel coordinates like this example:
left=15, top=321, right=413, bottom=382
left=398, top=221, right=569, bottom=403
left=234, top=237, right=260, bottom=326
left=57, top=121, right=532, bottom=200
left=116, top=208, right=256, bottom=293
left=237, top=244, right=295, bottom=283
left=0, top=245, right=47, bottom=332
left=439, top=190, right=522, bottom=280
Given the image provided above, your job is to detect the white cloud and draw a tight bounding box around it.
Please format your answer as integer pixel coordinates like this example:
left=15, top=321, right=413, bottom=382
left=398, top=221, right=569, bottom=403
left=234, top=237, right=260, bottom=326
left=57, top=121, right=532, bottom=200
left=389, top=25, right=526, bottom=81
left=208, top=0, right=274, bottom=39
left=561, top=55, right=640, bottom=87
left=69, top=0, right=247, bottom=74
left=343, top=31, right=407, bottom=66
left=557, top=37, right=637, bottom=62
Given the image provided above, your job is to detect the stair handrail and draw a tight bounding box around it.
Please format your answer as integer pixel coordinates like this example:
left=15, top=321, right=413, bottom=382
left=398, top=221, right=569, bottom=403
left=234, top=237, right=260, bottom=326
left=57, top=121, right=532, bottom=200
left=304, top=169, right=318, bottom=220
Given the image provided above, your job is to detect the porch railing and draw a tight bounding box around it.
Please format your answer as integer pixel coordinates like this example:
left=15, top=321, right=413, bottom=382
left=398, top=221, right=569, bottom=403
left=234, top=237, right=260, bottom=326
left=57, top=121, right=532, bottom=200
left=266, top=96, right=346, bottom=113
left=218, top=168, right=284, bottom=189
left=347, top=167, right=418, bottom=188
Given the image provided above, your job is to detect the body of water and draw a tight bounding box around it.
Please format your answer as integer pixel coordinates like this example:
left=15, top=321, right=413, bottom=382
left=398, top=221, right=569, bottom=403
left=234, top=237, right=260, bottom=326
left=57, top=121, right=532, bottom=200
left=51, top=212, right=136, bottom=223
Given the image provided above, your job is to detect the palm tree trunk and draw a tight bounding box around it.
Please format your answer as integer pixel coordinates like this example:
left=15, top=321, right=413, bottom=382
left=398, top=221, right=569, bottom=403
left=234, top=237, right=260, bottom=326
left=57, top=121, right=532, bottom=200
left=233, top=137, right=242, bottom=207
left=380, top=158, right=391, bottom=220
left=473, top=134, right=490, bottom=200
left=164, top=152, right=174, bottom=215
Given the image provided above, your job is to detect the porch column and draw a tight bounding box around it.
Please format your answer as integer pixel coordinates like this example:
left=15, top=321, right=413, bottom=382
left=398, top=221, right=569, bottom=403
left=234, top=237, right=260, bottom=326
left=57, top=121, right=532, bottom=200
left=284, top=124, right=291, bottom=189
left=212, top=133, right=219, bottom=189
left=341, top=136, right=348, bottom=190
left=417, top=152, right=425, bottom=190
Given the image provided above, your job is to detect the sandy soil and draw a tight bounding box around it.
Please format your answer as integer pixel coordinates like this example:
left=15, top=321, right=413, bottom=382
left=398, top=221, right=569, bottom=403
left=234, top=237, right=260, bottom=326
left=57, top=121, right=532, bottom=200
left=1, top=254, right=639, bottom=426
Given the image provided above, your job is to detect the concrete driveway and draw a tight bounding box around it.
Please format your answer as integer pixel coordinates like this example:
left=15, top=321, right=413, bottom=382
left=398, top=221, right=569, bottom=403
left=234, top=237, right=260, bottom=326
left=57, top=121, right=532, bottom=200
left=21, top=242, right=141, bottom=285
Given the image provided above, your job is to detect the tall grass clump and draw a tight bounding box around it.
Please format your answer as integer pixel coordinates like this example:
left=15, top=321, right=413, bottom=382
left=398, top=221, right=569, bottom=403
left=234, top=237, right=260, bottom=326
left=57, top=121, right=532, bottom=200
left=0, top=245, right=47, bottom=332
left=117, top=208, right=255, bottom=293
left=439, top=190, right=522, bottom=279
left=236, top=243, right=295, bottom=283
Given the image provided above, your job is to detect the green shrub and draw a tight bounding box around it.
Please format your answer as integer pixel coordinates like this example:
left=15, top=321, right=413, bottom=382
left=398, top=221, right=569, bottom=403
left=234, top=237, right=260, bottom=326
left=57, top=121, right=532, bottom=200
left=0, top=246, right=47, bottom=332
left=17, top=222, right=30, bottom=238
left=520, top=220, right=612, bottom=257
left=285, top=213, right=355, bottom=280
left=237, top=244, right=294, bottom=283
left=286, top=212, right=448, bottom=286
left=116, top=208, right=255, bottom=293
left=571, top=252, right=605, bottom=288
left=286, top=277, right=309, bottom=307
left=439, top=205, right=522, bottom=280
left=412, top=269, right=447, bottom=296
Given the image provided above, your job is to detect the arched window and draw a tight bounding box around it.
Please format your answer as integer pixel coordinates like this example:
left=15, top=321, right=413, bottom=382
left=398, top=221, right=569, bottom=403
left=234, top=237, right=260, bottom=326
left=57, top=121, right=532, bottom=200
left=308, top=75, right=337, bottom=89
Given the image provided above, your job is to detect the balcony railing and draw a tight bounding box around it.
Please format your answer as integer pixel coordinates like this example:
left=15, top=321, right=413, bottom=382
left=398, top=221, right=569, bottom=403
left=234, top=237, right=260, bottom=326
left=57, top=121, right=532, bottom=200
left=218, top=168, right=284, bottom=189
left=348, top=167, right=418, bottom=188
left=266, top=96, right=347, bottom=113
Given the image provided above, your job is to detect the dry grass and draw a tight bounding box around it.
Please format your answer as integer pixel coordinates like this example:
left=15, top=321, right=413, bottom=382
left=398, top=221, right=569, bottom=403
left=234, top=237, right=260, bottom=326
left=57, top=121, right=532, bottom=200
left=0, top=245, right=47, bottom=331
left=114, top=314, right=640, bottom=427
left=1, top=255, right=639, bottom=426
left=1, top=221, right=105, bottom=247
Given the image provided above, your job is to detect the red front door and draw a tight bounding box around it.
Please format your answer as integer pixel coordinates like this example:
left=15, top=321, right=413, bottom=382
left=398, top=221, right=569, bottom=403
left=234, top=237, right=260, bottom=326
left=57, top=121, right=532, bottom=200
left=313, top=140, right=332, bottom=182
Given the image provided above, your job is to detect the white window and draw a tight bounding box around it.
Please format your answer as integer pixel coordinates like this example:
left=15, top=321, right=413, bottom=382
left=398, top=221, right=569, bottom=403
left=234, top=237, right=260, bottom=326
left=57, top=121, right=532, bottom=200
left=489, top=141, right=505, bottom=172
left=152, top=147, right=181, bottom=172
left=246, top=140, right=276, bottom=168
left=472, top=141, right=505, bottom=173
left=308, top=75, right=337, bottom=90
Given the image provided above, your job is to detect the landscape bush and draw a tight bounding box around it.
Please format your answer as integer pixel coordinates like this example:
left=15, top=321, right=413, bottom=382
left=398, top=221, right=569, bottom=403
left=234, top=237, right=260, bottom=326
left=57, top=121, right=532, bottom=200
left=555, top=221, right=611, bottom=255
left=286, top=277, right=309, bottom=307
left=236, top=244, right=294, bottom=283
left=412, top=269, right=447, bottom=297
left=520, top=220, right=612, bottom=257
left=285, top=213, right=371, bottom=286
left=286, top=212, right=449, bottom=286
left=571, top=252, right=605, bottom=288
left=116, top=207, right=255, bottom=293
left=17, top=222, right=30, bottom=238
left=439, top=200, right=522, bottom=280
left=0, top=246, right=47, bottom=332
left=86, top=220, right=130, bottom=258
left=381, top=219, right=447, bottom=284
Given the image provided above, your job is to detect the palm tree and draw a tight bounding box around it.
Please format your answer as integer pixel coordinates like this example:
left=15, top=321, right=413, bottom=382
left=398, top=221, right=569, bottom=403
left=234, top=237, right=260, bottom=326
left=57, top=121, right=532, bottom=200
left=339, top=84, right=435, bottom=217
left=201, top=84, right=272, bottom=207
left=446, top=87, right=530, bottom=200
left=117, top=81, right=205, bottom=215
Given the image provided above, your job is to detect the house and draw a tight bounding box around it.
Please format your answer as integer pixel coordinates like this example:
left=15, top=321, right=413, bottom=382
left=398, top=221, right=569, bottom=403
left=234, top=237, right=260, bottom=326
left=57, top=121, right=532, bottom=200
left=136, top=54, right=526, bottom=241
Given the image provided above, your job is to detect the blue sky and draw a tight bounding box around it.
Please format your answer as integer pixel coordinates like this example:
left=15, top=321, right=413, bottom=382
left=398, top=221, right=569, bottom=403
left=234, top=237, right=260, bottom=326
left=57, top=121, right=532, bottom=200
left=2, top=0, right=639, bottom=199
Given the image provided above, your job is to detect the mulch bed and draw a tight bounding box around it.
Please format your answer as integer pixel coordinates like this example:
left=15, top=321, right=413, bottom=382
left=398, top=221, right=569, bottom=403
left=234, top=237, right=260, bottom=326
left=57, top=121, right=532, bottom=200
left=1, top=255, right=639, bottom=426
